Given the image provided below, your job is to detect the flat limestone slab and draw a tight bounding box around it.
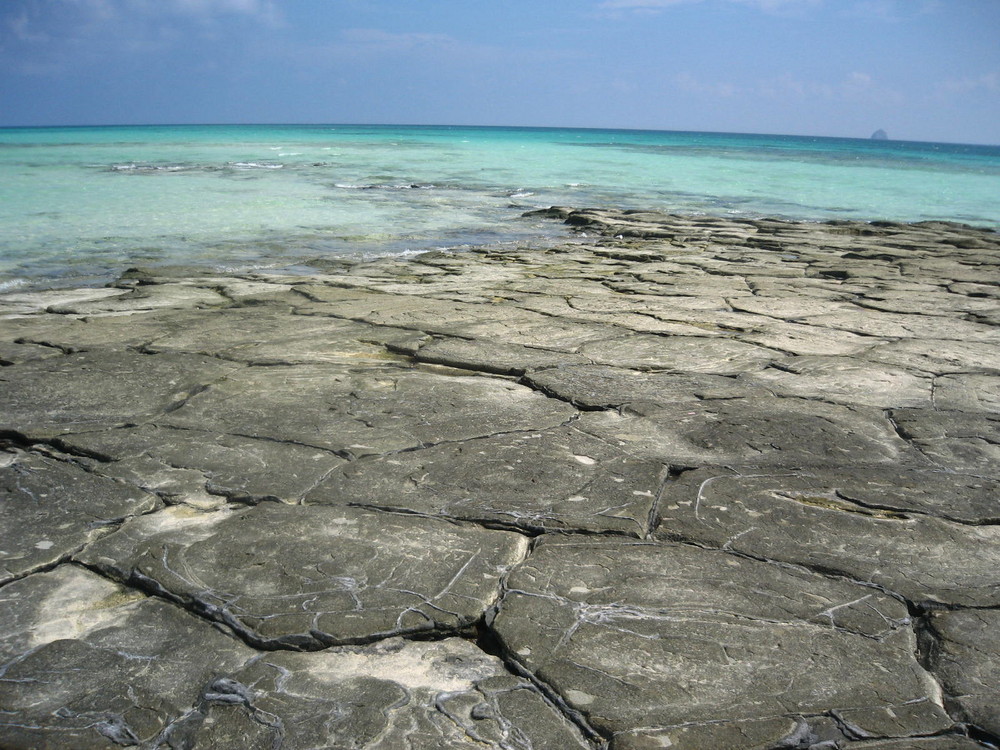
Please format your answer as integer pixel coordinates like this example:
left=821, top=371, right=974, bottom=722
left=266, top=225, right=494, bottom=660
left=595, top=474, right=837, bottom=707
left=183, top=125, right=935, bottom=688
left=656, top=468, right=1000, bottom=606
left=166, top=637, right=590, bottom=749
left=523, top=365, right=768, bottom=410
left=0, top=450, right=160, bottom=584
left=306, top=426, right=668, bottom=536
left=0, top=349, right=242, bottom=439
left=142, top=306, right=414, bottom=365
left=577, top=333, right=779, bottom=373
left=891, top=408, right=1000, bottom=476
left=160, top=363, right=577, bottom=458
left=927, top=609, right=1000, bottom=738
left=742, top=356, right=932, bottom=408
left=491, top=537, right=949, bottom=745
left=0, top=566, right=255, bottom=748
left=77, top=504, right=529, bottom=648
left=575, top=395, right=910, bottom=467
left=55, top=423, right=347, bottom=506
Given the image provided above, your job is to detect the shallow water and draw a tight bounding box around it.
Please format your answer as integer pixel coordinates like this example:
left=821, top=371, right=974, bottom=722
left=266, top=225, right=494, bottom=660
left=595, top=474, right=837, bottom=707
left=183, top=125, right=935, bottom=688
left=2, top=124, right=998, bottom=290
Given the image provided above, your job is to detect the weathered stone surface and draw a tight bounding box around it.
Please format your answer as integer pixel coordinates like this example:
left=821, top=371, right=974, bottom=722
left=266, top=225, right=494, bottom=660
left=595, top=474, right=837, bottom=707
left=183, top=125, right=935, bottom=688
left=577, top=333, right=779, bottom=373
left=892, top=408, right=1000, bottom=475
left=802, top=308, right=1000, bottom=342
left=576, top=395, right=909, bottom=466
left=656, top=468, right=1000, bottom=605
left=160, top=363, right=576, bottom=458
left=933, top=374, right=1000, bottom=413
left=739, top=317, right=885, bottom=356
left=3, top=209, right=999, bottom=748
left=143, top=306, right=413, bottom=365
left=743, top=356, right=932, bottom=407
left=401, top=335, right=592, bottom=375
left=0, top=339, right=62, bottom=365
left=0, top=566, right=255, bottom=748
left=926, top=608, right=1000, bottom=738
left=78, top=504, right=529, bottom=648
left=44, top=281, right=227, bottom=314
left=307, top=426, right=667, bottom=535
left=524, top=365, right=767, bottom=410
left=166, top=638, right=590, bottom=749
left=849, top=739, right=993, bottom=749
left=0, top=450, right=160, bottom=584
left=492, top=537, right=949, bottom=740
left=55, top=424, right=346, bottom=506
left=0, top=349, right=241, bottom=438
left=862, top=338, right=1000, bottom=374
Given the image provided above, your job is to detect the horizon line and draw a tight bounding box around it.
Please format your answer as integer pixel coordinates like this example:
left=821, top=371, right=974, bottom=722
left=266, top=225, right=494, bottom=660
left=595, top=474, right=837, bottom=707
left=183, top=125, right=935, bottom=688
left=1, top=121, right=997, bottom=149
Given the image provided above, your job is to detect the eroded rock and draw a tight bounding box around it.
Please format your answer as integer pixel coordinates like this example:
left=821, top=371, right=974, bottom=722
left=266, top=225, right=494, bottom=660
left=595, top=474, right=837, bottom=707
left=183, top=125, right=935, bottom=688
left=656, top=467, right=1000, bottom=605
left=77, top=504, right=529, bottom=648
left=492, top=537, right=949, bottom=742
left=0, top=450, right=160, bottom=584
left=306, top=425, right=667, bottom=535
left=0, top=566, right=255, bottom=748
left=165, top=638, right=591, bottom=749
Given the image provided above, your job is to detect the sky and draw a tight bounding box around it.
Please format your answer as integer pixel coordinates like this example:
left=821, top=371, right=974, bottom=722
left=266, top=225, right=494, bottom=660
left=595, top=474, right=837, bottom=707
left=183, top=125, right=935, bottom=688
left=1, top=0, right=998, bottom=144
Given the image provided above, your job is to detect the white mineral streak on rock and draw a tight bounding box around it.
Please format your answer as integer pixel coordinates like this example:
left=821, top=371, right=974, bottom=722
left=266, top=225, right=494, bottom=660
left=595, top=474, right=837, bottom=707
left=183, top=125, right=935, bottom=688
left=29, top=567, right=144, bottom=648
left=299, top=638, right=500, bottom=693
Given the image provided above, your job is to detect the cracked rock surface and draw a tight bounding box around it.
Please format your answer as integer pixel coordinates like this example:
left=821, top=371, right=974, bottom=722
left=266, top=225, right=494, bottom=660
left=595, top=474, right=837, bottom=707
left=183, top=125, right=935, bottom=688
left=2, top=208, right=1000, bottom=748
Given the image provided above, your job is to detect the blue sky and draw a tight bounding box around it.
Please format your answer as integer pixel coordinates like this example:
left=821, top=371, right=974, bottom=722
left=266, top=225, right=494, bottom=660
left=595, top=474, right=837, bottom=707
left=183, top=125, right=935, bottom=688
left=1, top=0, right=998, bottom=144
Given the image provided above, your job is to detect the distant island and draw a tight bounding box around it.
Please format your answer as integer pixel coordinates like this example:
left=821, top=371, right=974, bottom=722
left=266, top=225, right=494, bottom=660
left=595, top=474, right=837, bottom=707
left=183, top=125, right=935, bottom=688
left=870, top=128, right=888, bottom=140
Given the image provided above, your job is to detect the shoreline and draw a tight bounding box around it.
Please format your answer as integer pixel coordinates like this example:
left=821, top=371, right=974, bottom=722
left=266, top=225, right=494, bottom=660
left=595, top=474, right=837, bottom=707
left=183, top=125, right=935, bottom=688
left=2, top=209, right=1000, bottom=748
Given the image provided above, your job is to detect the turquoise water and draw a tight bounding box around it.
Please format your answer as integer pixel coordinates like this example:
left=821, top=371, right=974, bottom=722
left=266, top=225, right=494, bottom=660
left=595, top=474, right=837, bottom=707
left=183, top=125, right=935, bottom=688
left=2, top=124, right=999, bottom=291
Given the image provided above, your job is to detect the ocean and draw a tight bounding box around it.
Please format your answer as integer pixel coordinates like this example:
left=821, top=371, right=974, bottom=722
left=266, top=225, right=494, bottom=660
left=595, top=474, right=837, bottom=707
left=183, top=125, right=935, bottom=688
left=1, top=124, right=998, bottom=292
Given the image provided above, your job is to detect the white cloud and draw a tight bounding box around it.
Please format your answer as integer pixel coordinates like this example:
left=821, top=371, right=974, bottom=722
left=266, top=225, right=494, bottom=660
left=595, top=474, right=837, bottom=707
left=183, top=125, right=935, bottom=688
left=936, top=73, right=1000, bottom=96
left=598, top=0, right=820, bottom=13
left=599, top=0, right=701, bottom=8
left=674, top=71, right=738, bottom=97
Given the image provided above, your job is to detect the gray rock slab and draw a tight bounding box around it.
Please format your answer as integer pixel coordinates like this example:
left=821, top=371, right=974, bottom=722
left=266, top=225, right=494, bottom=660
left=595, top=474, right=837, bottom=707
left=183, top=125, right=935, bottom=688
left=0, top=339, right=62, bottom=365
left=491, top=537, right=949, bottom=741
left=165, top=637, right=590, bottom=749
left=726, top=295, right=857, bottom=319
left=892, top=408, right=1000, bottom=475
left=0, top=565, right=255, bottom=748
left=403, top=335, right=592, bottom=375
left=0, top=286, right=127, bottom=317
left=656, top=468, right=1000, bottom=606
left=849, top=739, right=992, bottom=750
left=576, top=395, right=909, bottom=466
left=862, top=338, right=1000, bottom=374
left=738, top=317, right=886, bottom=356
left=143, top=307, right=412, bottom=365
left=77, top=503, right=529, bottom=648
left=926, top=608, right=1000, bottom=738
left=524, top=364, right=769, bottom=410
left=855, top=290, right=999, bottom=316
left=577, top=333, right=779, bottom=373
left=54, top=424, right=347, bottom=506
left=801, top=309, right=1000, bottom=343
left=742, top=356, right=932, bottom=407
left=0, top=450, right=161, bottom=584
left=0, top=349, right=242, bottom=439
left=296, top=284, right=616, bottom=351
left=306, top=426, right=667, bottom=536
left=160, top=363, right=576, bottom=458
left=45, top=282, right=227, bottom=314
left=932, top=374, right=1000, bottom=412
left=2, top=310, right=178, bottom=351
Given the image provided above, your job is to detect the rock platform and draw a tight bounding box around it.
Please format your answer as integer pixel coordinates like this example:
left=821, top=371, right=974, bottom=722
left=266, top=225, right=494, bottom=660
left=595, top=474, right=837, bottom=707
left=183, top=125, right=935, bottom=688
left=2, top=208, right=999, bottom=749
